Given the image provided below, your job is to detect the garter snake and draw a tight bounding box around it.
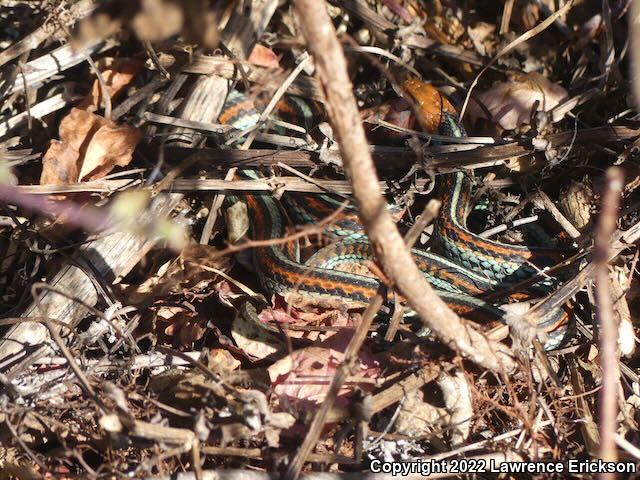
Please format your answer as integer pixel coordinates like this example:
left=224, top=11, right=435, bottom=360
left=220, top=84, right=569, bottom=348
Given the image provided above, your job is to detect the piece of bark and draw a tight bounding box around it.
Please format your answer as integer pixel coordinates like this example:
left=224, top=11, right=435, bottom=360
left=222, top=0, right=279, bottom=60
left=164, top=75, right=229, bottom=149
left=0, top=193, right=182, bottom=373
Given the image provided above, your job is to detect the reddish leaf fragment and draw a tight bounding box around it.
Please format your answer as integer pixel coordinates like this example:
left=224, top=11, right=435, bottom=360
left=248, top=44, right=280, bottom=69
left=268, top=330, right=380, bottom=410
left=78, top=58, right=145, bottom=111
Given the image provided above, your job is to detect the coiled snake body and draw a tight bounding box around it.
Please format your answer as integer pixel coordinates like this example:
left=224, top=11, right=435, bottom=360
left=221, top=86, right=569, bottom=349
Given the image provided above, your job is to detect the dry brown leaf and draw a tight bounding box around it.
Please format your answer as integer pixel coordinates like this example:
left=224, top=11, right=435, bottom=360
left=520, top=1, right=541, bottom=30
left=264, top=412, right=296, bottom=447
left=78, top=58, right=145, bottom=111
left=362, top=98, right=415, bottom=142
left=225, top=200, right=250, bottom=244
left=59, top=108, right=104, bottom=148
left=205, top=349, right=241, bottom=372
left=231, top=310, right=285, bottom=361
left=41, top=108, right=102, bottom=185
left=180, top=243, right=234, bottom=292
left=469, top=72, right=568, bottom=130
left=257, top=306, right=354, bottom=341
left=122, top=244, right=232, bottom=305
left=394, top=389, right=446, bottom=436
left=619, top=159, right=640, bottom=194
left=79, top=122, right=142, bottom=181
left=40, top=108, right=141, bottom=185
left=467, top=22, right=496, bottom=56
left=558, top=179, right=593, bottom=232
left=40, top=140, right=81, bottom=185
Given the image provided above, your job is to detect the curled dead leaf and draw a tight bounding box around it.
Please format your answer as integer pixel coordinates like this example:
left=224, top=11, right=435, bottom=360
left=225, top=200, right=249, bottom=244
left=257, top=306, right=354, bottom=342
left=79, top=121, right=142, bottom=181
left=158, top=306, right=208, bottom=346
left=558, top=179, right=593, bottom=232
left=231, top=307, right=285, bottom=361
left=78, top=58, right=145, bottom=111
left=120, top=244, right=231, bottom=305
left=40, top=140, right=81, bottom=185
left=469, top=72, right=568, bottom=130
left=204, top=348, right=241, bottom=372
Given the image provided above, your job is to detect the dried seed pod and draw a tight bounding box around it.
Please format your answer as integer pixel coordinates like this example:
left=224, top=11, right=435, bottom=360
left=559, top=178, right=593, bottom=232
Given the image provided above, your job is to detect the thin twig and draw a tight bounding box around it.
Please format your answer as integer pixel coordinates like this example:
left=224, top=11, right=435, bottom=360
left=200, top=168, right=237, bottom=245
left=385, top=199, right=441, bottom=341
left=0, top=0, right=97, bottom=68
left=4, top=415, right=50, bottom=473
left=594, top=167, right=624, bottom=474
left=500, top=0, right=515, bottom=34
left=286, top=292, right=385, bottom=480
left=286, top=2, right=516, bottom=478
left=343, top=45, right=420, bottom=77
left=85, top=54, right=112, bottom=120
left=17, top=51, right=32, bottom=139
left=600, top=0, right=615, bottom=86
left=295, top=0, right=516, bottom=372
left=15, top=177, right=432, bottom=195
left=240, top=52, right=311, bottom=149
left=479, top=215, right=540, bottom=239
left=42, top=318, right=107, bottom=411
left=533, top=190, right=582, bottom=239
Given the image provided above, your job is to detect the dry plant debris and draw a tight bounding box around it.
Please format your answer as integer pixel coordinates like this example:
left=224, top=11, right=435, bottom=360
left=0, top=0, right=639, bottom=478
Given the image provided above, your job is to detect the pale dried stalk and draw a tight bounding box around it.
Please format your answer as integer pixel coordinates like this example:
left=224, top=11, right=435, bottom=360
left=15, top=177, right=432, bottom=195
left=595, top=167, right=624, bottom=474
left=285, top=1, right=515, bottom=478
left=294, top=0, right=514, bottom=376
